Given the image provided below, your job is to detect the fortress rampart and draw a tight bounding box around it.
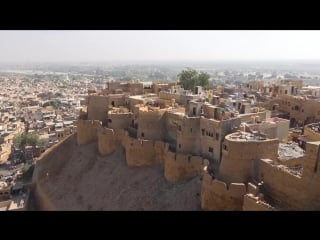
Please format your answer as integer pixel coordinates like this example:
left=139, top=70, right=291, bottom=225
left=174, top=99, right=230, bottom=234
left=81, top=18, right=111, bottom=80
left=219, top=132, right=279, bottom=184
left=163, top=149, right=207, bottom=183
left=201, top=173, right=246, bottom=210
left=33, top=134, right=76, bottom=210
left=76, top=119, right=101, bottom=145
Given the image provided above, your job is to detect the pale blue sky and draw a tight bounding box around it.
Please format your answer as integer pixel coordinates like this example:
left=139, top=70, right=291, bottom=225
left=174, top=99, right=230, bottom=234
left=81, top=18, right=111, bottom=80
left=0, top=30, right=320, bottom=62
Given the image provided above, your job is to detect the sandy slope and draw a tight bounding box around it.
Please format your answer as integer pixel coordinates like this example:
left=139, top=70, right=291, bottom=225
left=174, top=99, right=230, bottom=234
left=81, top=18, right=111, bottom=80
left=36, top=136, right=202, bottom=210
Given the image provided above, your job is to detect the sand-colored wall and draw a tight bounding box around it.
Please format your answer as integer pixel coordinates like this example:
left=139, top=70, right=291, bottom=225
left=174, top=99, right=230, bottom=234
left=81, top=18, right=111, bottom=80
left=108, top=112, right=133, bottom=129
left=34, top=182, right=56, bottom=210
left=278, top=157, right=303, bottom=167
left=219, top=137, right=279, bottom=184
left=254, top=141, right=320, bottom=210
left=98, top=127, right=126, bottom=156
left=200, top=118, right=221, bottom=161
left=33, top=134, right=75, bottom=210
left=242, top=194, right=274, bottom=211
left=176, top=117, right=201, bottom=155
left=87, top=95, right=108, bottom=123
left=304, top=126, right=320, bottom=141
left=278, top=95, right=320, bottom=124
left=239, top=111, right=271, bottom=123
left=129, top=83, right=144, bottom=95
left=76, top=120, right=101, bottom=145
left=128, top=98, right=145, bottom=112
left=108, top=94, right=126, bottom=108
left=202, top=104, right=216, bottom=119
left=164, top=150, right=206, bottom=182
left=154, top=141, right=166, bottom=164
left=107, top=81, right=122, bottom=93
left=275, top=120, right=290, bottom=140
left=159, top=91, right=181, bottom=103
left=257, top=159, right=304, bottom=210
left=164, top=111, right=184, bottom=142
left=201, top=173, right=246, bottom=210
left=124, top=136, right=165, bottom=167
left=137, top=108, right=166, bottom=141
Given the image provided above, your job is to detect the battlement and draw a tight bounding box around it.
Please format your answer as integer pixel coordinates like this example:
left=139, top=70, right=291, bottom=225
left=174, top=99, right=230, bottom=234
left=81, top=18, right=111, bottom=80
left=124, top=136, right=165, bottom=167
left=87, top=95, right=108, bottom=123
left=76, top=120, right=101, bottom=145
left=163, top=149, right=207, bottom=183
left=219, top=132, right=279, bottom=184
left=108, top=110, right=133, bottom=129
left=201, top=173, right=246, bottom=211
left=243, top=194, right=274, bottom=211
left=97, top=128, right=126, bottom=156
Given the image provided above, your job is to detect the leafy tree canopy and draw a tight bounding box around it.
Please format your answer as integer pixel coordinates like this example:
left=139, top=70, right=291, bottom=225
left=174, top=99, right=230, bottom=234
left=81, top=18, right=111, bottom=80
left=13, top=133, right=48, bottom=149
left=178, top=68, right=211, bottom=91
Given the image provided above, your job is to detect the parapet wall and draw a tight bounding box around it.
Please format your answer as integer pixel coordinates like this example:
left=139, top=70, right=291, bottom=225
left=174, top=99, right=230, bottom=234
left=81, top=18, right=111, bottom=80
left=76, top=120, right=101, bottom=145
left=242, top=194, right=274, bottom=211
left=201, top=173, right=246, bottom=211
left=137, top=108, right=166, bottom=141
left=164, top=111, right=184, bottom=142
left=176, top=117, right=201, bottom=155
left=159, top=91, right=181, bottom=103
left=33, top=134, right=76, bottom=210
left=97, top=127, right=126, bottom=156
left=219, top=136, right=279, bottom=184
left=124, top=136, right=165, bottom=167
left=304, top=126, right=320, bottom=141
left=164, top=150, right=206, bottom=183
left=87, top=95, right=108, bottom=123
left=239, top=111, right=270, bottom=123
left=108, top=112, right=133, bottom=129
left=34, top=182, right=56, bottom=211
left=258, top=159, right=303, bottom=210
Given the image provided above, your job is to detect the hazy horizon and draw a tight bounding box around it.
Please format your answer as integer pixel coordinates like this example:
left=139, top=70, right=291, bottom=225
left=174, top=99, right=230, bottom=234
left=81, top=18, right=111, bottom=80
left=1, top=31, right=320, bottom=63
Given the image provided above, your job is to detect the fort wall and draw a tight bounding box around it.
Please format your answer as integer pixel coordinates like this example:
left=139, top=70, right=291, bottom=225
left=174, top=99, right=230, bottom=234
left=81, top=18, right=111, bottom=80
left=200, top=118, right=222, bottom=162
left=87, top=95, right=108, bottom=123
left=159, top=91, right=181, bottom=103
left=137, top=108, right=166, bottom=141
left=257, top=159, right=304, bottom=210
left=304, top=126, right=320, bottom=141
left=76, top=120, right=101, bottom=145
left=163, top=150, right=206, bottom=182
left=176, top=117, right=201, bottom=155
left=219, top=134, right=279, bottom=184
left=123, top=136, right=165, bottom=167
left=108, top=112, right=133, bottom=129
left=242, top=194, right=274, bottom=211
left=97, top=128, right=120, bottom=156
left=164, top=111, right=184, bottom=143
left=201, top=173, right=246, bottom=210
left=278, top=95, right=320, bottom=125
left=33, top=134, right=75, bottom=210
left=239, top=110, right=270, bottom=122
left=108, top=94, right=126, bottom=108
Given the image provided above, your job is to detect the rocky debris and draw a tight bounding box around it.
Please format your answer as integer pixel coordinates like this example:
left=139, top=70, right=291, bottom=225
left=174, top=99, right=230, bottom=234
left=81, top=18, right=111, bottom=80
left=278, top=141, right=304, bottom=161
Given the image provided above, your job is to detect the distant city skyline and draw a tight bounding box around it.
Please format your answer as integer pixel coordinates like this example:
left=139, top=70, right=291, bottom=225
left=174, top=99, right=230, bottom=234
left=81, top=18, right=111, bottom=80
left=1, top=31, right=320, bottom=63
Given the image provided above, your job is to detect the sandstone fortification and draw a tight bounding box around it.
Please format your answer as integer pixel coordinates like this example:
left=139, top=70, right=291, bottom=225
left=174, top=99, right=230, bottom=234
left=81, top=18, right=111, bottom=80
left=31, top=82, right=320, bottom=210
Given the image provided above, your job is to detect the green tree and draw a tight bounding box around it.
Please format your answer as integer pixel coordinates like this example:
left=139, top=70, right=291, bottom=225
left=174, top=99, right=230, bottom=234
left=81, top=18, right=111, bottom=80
left=43, top=100, right=61, bottom=109
left=27, top=133, right=39, bottom=149
left=13, top=133, right=47, bottom=150
left=37, top=138, right=49, bottom=149
left=178, top=68, right=211, bottom=91
left=198, top=71, right=210, bottom=88
left=13, top=133, right=28, bottom=149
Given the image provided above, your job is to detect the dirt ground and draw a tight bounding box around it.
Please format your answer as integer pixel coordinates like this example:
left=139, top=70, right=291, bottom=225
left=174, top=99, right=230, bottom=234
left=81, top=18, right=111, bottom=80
left=35, top=137, right=202, bottom=210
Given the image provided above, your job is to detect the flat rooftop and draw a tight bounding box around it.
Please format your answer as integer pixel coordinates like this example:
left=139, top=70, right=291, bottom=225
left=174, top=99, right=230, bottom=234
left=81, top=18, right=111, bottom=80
left=226, top=131, right=270, bottom=142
